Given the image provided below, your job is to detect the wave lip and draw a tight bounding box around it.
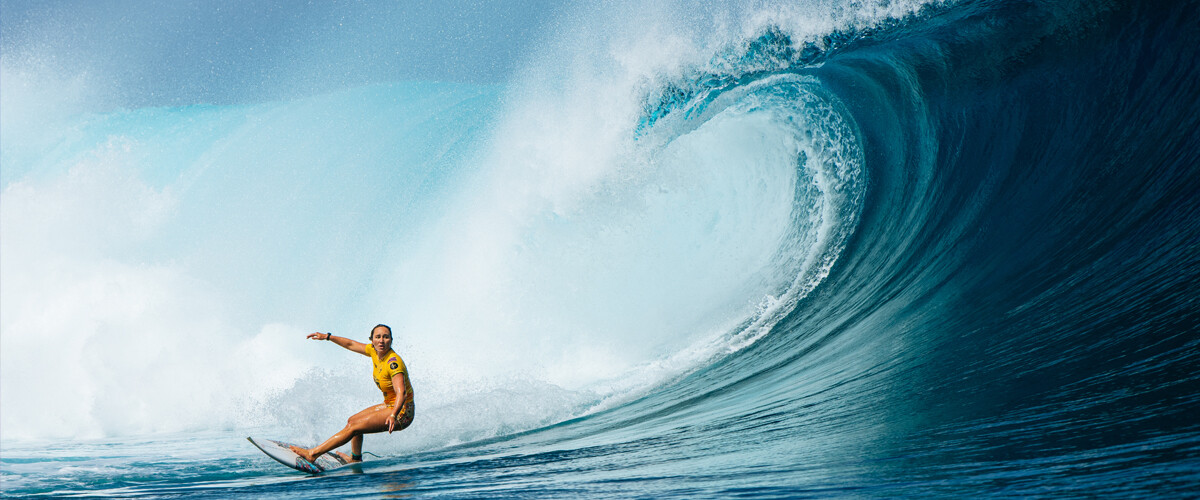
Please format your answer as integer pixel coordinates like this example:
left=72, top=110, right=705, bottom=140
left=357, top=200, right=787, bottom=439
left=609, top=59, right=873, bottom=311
left=668, top=73, right=866, bottom=353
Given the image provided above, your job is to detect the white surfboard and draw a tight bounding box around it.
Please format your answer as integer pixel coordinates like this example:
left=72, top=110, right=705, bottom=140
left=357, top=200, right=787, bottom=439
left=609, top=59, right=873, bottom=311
left=247, top=437, right=350, bottom=474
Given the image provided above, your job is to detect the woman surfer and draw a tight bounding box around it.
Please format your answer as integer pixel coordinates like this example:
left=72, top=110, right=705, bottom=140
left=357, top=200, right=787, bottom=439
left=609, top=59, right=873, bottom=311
left=290, top=324, right=415, bottom=464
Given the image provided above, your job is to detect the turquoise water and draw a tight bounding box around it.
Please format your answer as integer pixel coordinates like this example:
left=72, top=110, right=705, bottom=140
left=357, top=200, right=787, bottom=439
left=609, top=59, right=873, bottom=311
left=3, top=0, right=1200, bottom=497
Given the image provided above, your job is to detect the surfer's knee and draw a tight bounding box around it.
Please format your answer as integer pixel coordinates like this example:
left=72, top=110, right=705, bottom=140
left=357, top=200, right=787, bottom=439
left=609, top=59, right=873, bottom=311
left=347, top=414, right=368, bottom=428
left=346, top=416, right=372, bottom=432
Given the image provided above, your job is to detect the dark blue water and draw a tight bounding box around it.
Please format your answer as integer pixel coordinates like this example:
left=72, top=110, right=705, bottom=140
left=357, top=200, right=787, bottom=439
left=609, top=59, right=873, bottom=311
left=3, top=0, right=1199, bottom=497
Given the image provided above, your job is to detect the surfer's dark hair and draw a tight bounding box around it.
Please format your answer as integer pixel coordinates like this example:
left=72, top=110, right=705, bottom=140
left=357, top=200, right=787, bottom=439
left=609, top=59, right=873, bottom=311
left=371, top=324, right=392, bottom=338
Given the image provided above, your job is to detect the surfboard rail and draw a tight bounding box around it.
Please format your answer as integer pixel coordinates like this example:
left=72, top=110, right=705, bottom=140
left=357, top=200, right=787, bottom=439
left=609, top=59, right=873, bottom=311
left=247, top=437, right=349, bottom=474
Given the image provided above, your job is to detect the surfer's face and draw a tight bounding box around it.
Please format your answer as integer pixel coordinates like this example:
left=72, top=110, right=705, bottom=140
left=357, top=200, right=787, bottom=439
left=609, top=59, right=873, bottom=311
left=371, top=326, right=392, bottom=353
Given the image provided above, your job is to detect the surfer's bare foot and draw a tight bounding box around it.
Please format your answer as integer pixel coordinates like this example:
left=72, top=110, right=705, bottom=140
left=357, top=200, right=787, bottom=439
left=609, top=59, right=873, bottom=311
left=289, top=445, right=318, bottom=463
left=334, top=451, right=360, bottom=463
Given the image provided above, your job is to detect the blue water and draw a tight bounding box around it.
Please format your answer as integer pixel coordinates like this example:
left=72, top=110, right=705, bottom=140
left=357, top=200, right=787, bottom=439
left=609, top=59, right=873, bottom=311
left=3, top=0, right=1199, bottom=497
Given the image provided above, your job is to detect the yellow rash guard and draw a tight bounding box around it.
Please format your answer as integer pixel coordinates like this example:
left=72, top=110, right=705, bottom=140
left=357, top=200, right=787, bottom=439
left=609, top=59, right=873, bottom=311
left=368, top=347, right=414, bottom=407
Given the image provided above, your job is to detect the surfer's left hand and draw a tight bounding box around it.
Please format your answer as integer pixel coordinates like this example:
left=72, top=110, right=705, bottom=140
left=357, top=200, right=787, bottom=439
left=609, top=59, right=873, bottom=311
left=387, top=415, right=396, bottom=433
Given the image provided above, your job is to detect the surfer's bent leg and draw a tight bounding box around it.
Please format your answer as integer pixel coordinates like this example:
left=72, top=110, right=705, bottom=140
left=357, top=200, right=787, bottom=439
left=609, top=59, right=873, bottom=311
left=290, top=404, right=394, bottom=463
left=349, top=435, right=363, bottom=462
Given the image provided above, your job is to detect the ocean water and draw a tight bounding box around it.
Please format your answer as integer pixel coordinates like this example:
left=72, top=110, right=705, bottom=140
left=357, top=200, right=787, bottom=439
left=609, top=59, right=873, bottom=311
left=2, top=0, right=1199, bottom=497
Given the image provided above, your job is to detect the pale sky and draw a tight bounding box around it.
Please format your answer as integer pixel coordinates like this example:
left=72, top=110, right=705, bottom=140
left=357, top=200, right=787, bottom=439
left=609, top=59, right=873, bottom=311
left=1, top=0, right=560, bottom=107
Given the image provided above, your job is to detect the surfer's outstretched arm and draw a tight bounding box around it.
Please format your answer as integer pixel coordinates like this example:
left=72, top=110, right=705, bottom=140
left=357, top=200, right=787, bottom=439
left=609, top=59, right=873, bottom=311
left=307, top=332, right=369, bottom=356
